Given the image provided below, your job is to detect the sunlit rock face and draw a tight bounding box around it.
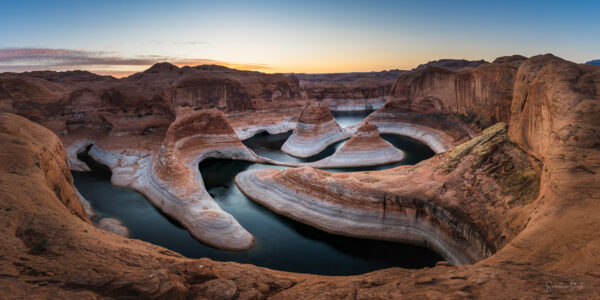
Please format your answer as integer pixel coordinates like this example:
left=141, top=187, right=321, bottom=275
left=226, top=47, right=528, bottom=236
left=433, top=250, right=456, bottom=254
left=145, top=108, right=260, bottom=250
left=388, top=55, right=526, bottom=127
left=281, top=101, right=349, bottom=157
left=154, top=107, right=253, bottom=186
left=499, top=55, right=600, bottom=273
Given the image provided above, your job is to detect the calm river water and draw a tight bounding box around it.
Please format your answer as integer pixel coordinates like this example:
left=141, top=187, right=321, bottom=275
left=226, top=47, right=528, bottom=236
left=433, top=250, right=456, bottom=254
left=73, top=111, right=440, bottom=275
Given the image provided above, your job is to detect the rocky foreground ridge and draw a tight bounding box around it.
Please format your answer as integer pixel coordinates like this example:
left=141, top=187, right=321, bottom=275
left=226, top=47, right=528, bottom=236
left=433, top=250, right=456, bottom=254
left=0, top=54, right=599, bottom=298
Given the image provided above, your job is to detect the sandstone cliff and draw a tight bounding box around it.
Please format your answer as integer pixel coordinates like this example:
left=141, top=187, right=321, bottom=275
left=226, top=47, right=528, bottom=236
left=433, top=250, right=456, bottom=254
left=3, top=110, right=599, bottom=299
left=1, top=54, right=599, bottom=299
left=298, top=70, right=405, bottom=111
left=0, top=64, right=304, bottom=138
left=239, top=54, right=600, bottom=293
left=84, top=108, right=260, bottom=251
left=237, top=123, right=539, bottom=265
left=388, top=55, right=526, bottom=126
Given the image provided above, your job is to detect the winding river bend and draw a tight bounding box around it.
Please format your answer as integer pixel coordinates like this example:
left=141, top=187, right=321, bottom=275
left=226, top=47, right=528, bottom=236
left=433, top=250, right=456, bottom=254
left=73, top=111, right=441, bottom=275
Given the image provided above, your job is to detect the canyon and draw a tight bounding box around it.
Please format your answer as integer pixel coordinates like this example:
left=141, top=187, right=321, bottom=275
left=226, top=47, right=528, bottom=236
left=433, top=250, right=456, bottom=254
left=0, top=54, right=599, bottom=299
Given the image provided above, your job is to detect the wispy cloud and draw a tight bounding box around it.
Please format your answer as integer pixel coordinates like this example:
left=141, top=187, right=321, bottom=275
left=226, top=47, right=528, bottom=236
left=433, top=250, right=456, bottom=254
left=0, top=48, right=271, bottom=76
left=147, top=40, right=207, bottom=46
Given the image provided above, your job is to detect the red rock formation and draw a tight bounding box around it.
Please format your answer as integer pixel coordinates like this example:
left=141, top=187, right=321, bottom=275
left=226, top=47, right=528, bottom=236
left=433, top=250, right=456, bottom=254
left=363, top=105, right=476, bottom=153
left=227, top=107, right=305, bottom=140
left=237, top=123, right=536, bottom=265
left=143, top=108, right=259, bottom=250
left=388, top=55, right=526, bottom=126
left=63, top=108, right=262, bottom=251
left=1, top=53, right=600, bottom=298
left=0, top=64, right=304, bottom=139
left=309, top=122, right=405, bottom=167
left=264, top=122, right=405, bottom=168
left=281, top=101, right=349, bottom=157
left=0, top=113, right=90, bottom=222
left=298, top=70, right=405, bottom=111
left=155, top=107, right=257, bottom=187
left=237, top=55, right=600, bottom=297
left=340, top=122, right=391, bottom=150
left=498, top=54, right=600, bottom=273
left=413, top=58, right=489, bottom=71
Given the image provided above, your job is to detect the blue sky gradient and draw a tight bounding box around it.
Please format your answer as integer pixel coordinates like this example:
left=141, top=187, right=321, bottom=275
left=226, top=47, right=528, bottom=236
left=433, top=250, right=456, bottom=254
left=0, top=0, right=598, bottom=75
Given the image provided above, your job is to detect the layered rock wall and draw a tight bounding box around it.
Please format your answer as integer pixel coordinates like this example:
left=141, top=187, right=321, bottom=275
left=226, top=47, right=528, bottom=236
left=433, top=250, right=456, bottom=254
left=2, top=53, right=600, bottom=298
left=236, top=124, right=537, bottom=265
left=388, top=55, right=526, bottom=126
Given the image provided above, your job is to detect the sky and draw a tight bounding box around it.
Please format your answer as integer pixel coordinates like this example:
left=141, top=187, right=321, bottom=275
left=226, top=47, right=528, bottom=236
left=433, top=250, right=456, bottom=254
left=0, top=0, right=599, bottom=77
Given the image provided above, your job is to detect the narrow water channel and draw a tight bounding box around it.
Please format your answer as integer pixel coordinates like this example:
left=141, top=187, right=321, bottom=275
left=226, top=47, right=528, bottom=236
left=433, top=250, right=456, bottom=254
left=73, top=111, right=442, bottom=275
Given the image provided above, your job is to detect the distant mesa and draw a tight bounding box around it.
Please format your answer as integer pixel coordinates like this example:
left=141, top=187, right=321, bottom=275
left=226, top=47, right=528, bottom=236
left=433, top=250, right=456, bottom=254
left=294, top=70, right=406, bottom=82
left=492, top=55, right=527, bottom=64
left=144, top=62, right=179, bottom=73
left=413, top=58, right=489, bottom=71
left=586, top=59, right=600, bottom=65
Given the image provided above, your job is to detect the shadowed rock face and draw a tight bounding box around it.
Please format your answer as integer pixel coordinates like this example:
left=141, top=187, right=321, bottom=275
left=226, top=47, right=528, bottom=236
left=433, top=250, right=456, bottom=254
left=0, top=64, right=304, bottom=137
left=281, top=102, right=349, bottom=157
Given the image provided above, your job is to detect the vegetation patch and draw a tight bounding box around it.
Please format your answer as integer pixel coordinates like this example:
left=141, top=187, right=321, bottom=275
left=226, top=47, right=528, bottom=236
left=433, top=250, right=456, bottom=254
left=502, top=167, right=540, bottom=206
left=441, top=122, right=507, bottom=172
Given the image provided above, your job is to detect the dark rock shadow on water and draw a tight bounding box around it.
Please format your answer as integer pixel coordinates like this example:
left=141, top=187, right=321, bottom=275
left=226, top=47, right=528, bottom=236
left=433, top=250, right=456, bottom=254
left=77, top=145, right=112, bottom=179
